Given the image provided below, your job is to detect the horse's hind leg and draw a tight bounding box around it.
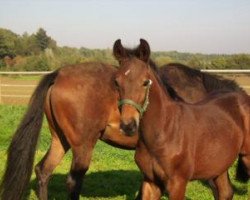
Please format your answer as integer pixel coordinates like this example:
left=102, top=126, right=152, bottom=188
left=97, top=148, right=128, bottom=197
left=67, top=138, right=97, bottom=200
left=209, top=171, right=233, bottom=200
left=35, top=126, right=69, bottom=200
left=237, top=154, right=250, bottom=181
left=238, top=135, right=250, bottom=182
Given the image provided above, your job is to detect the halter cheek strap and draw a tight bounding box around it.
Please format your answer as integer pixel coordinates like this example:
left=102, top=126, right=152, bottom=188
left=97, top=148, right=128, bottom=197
left=118, top=80, right=152, bottom=117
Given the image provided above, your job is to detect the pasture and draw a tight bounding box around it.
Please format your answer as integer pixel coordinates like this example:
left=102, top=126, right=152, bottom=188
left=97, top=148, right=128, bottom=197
left=0, top=105, right=249, bottom=199
left=0, top=73, right=250, bottom=199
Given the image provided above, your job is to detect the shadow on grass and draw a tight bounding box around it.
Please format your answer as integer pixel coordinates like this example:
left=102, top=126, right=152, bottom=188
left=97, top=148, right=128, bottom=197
left=28, top=170, right=142, bottom=200
left=200, top=180, right=248, bottom=196
left=26, top=171, right=248, bottom=200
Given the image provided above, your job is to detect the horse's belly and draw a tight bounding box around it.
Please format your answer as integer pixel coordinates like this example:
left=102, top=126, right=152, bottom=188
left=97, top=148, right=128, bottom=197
left=192, top=141, right=241, bottom=179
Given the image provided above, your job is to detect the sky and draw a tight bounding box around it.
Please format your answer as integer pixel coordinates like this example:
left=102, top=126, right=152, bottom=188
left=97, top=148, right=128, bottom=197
left=0, top=0, right=250, bottom=54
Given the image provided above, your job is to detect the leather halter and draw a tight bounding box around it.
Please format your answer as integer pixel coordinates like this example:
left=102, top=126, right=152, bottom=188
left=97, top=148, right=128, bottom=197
left=118, top=80, right=152, bottom=117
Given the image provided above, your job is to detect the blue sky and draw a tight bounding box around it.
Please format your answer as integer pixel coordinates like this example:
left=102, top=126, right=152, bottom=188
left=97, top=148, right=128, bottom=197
left=0, top=0, right=250, bottom=54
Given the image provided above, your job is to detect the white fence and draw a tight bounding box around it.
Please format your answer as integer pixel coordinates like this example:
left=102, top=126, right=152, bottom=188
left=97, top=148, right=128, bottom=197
left=0, top=71, right=49, bottom=104
left=1, top=70, right=250, bottom=104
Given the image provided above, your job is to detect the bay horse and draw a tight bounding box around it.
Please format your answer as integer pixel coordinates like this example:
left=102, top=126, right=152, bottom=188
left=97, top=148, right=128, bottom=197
left=0, top=62, right=138, bottom=200
left=0, top=39, right=246, bottom=200
left=113, top=41, right=250, bottom=199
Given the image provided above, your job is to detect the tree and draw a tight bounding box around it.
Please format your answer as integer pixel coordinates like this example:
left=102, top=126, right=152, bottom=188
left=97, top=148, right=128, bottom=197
left=154, top=55, right=173, bottom=66
left=35, top=28, right=49, bottom=51
left=35, top=28, right=56, bottom=51
left=211, top=57, right=228, bottom=69
left=187, top=55, right=203, bottom=69
left=0, top=28, right=18, bottom=58
left=228, top=54, right=250, bottom=69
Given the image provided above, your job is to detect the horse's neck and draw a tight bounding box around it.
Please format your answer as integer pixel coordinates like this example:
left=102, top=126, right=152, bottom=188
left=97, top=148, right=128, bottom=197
left=151, top=74, right=175, bottom=106
left=141, top=78, right=179, bottom=147
left=144, top=74, right=177, bottom=124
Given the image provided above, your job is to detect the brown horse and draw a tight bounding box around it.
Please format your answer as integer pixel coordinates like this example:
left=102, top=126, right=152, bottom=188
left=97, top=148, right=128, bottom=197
left=0, top=62, right=139, bottom=200
left=113, top=41, right=250, bottom=199
left=0, top=39, right=246, bottom=200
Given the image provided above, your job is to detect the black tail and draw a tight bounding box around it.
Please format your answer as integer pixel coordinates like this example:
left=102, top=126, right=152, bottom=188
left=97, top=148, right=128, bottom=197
left=0, top=70, right=58, bottom=200
left=236, top=155, right=249, bottom=183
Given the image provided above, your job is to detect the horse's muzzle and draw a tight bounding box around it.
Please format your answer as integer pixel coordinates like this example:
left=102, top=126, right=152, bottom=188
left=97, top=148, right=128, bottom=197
left=120, top=119, right=137, bottom=136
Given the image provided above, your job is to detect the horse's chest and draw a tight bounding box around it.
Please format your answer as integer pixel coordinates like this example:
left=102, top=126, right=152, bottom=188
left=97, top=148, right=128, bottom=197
left=135, top=143, right=167, bottom=181
left=135, top=142, right=184, bottom=182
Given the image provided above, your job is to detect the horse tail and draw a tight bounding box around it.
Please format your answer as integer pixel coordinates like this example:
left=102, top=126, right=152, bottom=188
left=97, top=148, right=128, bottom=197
left=236, top=155, right=249, bottom=183
left=0, top=70, right=59, bottom=200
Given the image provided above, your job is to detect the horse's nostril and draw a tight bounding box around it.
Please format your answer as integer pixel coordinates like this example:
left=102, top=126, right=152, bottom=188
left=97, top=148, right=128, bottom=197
left=120, top=120, right=137, bottom=135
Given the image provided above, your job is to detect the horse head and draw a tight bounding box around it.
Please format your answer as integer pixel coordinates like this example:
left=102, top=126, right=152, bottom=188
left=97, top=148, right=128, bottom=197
left=113, top=39, right=153, bottom=136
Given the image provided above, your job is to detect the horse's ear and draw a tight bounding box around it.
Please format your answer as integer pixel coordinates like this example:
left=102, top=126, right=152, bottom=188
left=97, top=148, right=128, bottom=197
left=138, top=38, right=151, bottom=62
left=113, top=39, right=127, bottom=62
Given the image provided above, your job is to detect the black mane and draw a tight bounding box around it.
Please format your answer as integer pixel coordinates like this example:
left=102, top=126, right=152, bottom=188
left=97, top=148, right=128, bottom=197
left=162, top=63, right=245, bottom=93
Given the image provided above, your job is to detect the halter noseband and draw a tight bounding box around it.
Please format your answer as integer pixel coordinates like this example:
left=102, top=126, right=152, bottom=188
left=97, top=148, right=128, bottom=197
left=118, top=80, right=152, bottom=117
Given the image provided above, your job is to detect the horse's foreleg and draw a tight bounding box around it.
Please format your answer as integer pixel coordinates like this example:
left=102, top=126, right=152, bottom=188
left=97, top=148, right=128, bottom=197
left=67, top=139, right=96, bottom=200
left=35, top=127, right=69, bottom=200
left=134, top=142, right=163, bottom=200
left=136, top=179, right=162, bottom=200
left=166, top=176, right=187, bottom=200
left=209, top=171, right=233, bottom=200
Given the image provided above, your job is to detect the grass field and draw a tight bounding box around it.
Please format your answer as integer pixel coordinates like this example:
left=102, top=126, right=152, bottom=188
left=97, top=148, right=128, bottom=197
left=0, top=105, right=249, bottom=200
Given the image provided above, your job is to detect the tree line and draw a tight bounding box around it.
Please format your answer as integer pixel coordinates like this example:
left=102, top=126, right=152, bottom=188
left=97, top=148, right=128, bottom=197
left=1, top=27, right=250, bottom=71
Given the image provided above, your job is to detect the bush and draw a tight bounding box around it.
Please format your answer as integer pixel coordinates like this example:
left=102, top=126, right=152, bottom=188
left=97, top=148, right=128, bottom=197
left=0, top=59, right=6, bottom=69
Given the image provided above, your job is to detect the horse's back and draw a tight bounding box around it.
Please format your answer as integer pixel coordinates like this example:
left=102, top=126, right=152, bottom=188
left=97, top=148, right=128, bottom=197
left=190, top=91, right=249, bottom=132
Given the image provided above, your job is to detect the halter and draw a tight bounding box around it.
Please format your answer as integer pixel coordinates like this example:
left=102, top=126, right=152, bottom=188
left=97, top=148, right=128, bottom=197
left=118, top=80, right=152, bottom=117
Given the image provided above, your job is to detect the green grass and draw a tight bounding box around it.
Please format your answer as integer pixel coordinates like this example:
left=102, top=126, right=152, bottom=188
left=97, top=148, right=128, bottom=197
left=0, top=105, right=249, bottom=200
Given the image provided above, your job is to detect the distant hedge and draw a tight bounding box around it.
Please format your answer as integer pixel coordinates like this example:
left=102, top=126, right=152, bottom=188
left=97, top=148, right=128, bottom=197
left=1, top=27, right=250, bottom=71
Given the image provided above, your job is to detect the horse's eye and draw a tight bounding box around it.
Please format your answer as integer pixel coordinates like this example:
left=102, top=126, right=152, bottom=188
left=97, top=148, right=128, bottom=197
left=143, top=79, right=152, bottom=87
